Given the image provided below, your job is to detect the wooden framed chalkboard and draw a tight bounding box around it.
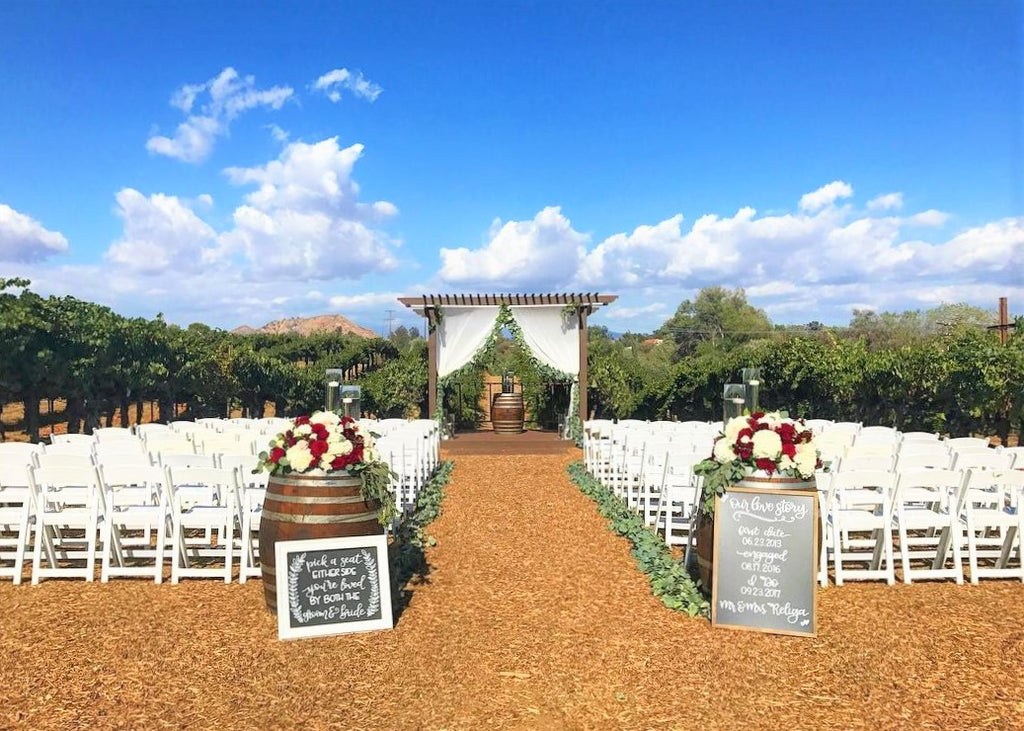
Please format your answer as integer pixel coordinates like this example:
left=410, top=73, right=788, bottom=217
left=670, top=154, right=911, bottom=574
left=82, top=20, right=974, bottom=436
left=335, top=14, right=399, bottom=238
left=275, top=535, right=393, bottom=640
left=711, top=486, right=818, bottom=637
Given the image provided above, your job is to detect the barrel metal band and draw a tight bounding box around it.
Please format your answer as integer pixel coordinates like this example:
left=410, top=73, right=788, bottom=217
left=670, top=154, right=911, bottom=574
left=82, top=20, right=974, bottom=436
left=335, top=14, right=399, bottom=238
left=266, top=493, right=368, bottom=505
left=261, top=509, right=377, bottom=524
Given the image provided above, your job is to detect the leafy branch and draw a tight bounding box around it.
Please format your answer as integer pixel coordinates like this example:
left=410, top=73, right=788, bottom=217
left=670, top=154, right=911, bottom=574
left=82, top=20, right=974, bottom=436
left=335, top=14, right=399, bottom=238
left=567, top=462, right=709, bottom=617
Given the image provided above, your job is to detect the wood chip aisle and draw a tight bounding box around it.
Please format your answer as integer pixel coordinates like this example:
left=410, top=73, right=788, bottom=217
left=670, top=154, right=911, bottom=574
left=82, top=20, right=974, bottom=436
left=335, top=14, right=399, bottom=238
left=2, top=448, right=1023, bottom=729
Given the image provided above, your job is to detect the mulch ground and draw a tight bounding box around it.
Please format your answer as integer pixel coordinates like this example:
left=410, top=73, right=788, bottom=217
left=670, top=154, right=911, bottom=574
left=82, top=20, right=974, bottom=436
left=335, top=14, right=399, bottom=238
left=2, top=447, right=1024, bottom=729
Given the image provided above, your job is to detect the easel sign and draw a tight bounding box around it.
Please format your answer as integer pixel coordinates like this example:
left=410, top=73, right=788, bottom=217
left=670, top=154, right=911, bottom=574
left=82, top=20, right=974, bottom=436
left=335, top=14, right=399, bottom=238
left=711, top=486, right=818, bottom=637
left=275, top=535, right=393, bottom=640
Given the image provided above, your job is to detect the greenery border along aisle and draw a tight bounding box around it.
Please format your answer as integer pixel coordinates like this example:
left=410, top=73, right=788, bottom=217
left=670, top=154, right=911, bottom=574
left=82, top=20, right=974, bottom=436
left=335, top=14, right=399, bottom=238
left=567, top=462, right=709, bottom=617
left=393, top=460, right=454, bottom=601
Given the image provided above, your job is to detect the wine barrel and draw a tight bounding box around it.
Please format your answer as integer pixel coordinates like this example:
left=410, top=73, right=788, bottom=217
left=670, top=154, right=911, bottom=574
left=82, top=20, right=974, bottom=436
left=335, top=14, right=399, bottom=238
left=690, top=474, right=817, bottom=595
left=491, top=392, right=525, bottom=433
left=258, top=471, right=382, bottom=614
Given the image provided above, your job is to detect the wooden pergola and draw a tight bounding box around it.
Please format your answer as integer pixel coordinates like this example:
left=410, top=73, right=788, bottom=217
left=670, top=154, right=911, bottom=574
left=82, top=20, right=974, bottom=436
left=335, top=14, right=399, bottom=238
left=397, top=293, right=618, bottom=425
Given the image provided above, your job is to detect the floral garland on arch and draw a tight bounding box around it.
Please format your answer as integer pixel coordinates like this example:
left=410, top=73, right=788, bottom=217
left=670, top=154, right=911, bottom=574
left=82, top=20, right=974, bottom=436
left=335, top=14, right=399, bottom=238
left=693, top=411, right=823, bottom=516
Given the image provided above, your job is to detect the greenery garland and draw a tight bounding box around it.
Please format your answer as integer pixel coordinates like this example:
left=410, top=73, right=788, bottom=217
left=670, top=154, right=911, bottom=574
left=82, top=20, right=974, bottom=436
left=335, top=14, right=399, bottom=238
left=351, top=459, right=400, bottom=526
left=392, top=460, right=453, bottom=595
left=567, top=462, right=709, bottom=617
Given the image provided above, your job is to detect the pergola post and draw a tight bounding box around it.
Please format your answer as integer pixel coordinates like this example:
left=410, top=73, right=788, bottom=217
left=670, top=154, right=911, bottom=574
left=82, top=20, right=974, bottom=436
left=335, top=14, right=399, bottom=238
left=578, top=306, right=589, bottom=425
left=426, top=307, right=438, bottom=418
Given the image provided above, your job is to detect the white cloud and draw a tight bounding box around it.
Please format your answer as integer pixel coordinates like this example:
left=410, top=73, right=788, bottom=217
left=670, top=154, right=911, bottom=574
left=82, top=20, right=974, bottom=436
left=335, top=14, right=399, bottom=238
left=0, top=203, right=68, bottom=262
left=105, top=189, right=219, bottom=273
left=799, top=180, right=853, bottom=212
left=311, top=68, right=383, bottom=103
left=439, top=206, right=588, bottom=289
left=146, top=67, right=293, bottom=163
left=867, top=192, right=904, bottom=211
left=602, top=302, right=668, bottom=321
left=219, top=137, right=400, bottom=281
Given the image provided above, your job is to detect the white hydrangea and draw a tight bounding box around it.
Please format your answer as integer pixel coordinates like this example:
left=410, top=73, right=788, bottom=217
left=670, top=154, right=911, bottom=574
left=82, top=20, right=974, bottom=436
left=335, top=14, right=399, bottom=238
left=794, top=442, right=818, bottom=477
left=285, top=441, right=314, bottom=472
left=751, top=429, right=783, bottom=459
left=327, top=438, right=354, bottom=458
left=293, top=423, right=313, bottom=438
left=310, top=411, right=341, bottom=427
left=713, top=437, right=737, bottom=463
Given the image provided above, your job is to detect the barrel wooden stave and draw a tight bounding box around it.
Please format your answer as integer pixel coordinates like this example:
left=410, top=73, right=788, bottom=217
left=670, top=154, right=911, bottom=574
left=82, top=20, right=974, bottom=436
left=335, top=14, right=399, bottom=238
left=491, top=392, right=524, bottom=433
left=258, top=471, right=382, bottom=614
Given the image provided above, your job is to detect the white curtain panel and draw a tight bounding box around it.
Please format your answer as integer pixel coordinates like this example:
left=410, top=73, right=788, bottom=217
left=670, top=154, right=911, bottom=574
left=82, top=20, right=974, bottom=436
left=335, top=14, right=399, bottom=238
left=508, top=306, right=580, bottom=375
left=437, top=306, right=501, bottom=378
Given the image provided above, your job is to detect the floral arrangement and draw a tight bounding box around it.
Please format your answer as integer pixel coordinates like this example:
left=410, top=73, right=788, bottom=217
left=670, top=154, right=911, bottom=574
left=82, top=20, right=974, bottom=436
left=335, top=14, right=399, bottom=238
left=693, top=411, right=822, bottom=515
left=257, top=411, right=397, bottom=525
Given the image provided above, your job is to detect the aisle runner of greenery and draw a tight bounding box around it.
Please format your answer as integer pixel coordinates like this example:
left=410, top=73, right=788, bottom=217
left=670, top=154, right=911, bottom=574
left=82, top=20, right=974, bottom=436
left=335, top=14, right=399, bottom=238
left=568, top=462, right=709, bottom=617
left=392, top=460, right=454, bottom=608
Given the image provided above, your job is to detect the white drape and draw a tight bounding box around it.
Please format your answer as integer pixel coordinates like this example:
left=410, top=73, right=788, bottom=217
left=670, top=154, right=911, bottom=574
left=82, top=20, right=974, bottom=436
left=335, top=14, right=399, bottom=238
left=508, top=306, right=579, bottom=375
left=437, top=306, right=500, bottom=378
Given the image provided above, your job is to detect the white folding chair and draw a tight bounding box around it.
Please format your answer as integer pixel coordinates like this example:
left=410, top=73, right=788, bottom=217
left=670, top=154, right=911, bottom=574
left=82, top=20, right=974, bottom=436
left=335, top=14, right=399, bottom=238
left=826, top=470, right=896, bottom=585
left=951, top=450, right=1014, bottom=472
left=166, top=466, right=238, bottom=583
left=959, top=469, right=1024, bottom=584
left=93, top=427, right=135, bottom=442
left=891, top=469, right=966, bottom=584
left=894, top=451, right=953, bottom=472
left=232, top=464, right=269, bottom=584
left=656, top=451, right=700, bottom=549
left=98, top=463, right=170, bottom=582
left=30, top=464, right=103, bottom=583
left=0, top=451, right=38, bottom=584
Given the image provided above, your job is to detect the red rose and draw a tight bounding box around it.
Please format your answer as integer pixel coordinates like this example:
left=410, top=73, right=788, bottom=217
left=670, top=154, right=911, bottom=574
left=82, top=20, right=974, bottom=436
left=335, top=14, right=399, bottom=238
left=781, top=442, right=796, bottom=459
left=311, top=423, right=329, bottom=439
left=755, top=457, right=777, bottom=474
left=269, top=446, right=285, bottom=463
left=309, top=438, right=329, bottom=458
left=294, top=415, right=310, bottom=426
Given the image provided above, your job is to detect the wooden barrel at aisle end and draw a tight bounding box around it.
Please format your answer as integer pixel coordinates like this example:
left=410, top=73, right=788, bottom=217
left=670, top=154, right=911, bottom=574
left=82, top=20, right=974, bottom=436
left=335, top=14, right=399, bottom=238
left=258, top=471, right=382, bottom=614
left=491, top=392, right=525, bottom=433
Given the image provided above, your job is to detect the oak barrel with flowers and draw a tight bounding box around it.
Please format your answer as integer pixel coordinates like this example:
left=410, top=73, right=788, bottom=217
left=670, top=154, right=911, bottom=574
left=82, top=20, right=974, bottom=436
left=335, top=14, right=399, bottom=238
left=691, top=412, right=822, bottom=593
left=257, top=412, right=396, bottom=614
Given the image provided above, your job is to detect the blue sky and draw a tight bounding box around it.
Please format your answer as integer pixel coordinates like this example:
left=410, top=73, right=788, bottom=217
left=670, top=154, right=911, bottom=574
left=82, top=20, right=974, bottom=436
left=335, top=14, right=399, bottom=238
left=0, top=1, right=1021, bottom=335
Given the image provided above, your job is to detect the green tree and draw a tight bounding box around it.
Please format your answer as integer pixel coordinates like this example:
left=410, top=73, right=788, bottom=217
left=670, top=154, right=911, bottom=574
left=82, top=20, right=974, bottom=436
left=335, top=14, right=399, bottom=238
left=656, top=286, right=772, bottom=358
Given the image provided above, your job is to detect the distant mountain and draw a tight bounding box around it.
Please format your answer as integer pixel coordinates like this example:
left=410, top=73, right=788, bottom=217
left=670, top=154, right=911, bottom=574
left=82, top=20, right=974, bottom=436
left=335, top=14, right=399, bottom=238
left=232, top=314, right=378, bottom=339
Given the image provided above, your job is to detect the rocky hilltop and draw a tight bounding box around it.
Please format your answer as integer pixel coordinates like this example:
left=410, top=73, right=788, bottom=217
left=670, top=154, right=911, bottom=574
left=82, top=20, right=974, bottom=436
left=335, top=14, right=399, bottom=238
left=232, top=314, right=377, bottom=339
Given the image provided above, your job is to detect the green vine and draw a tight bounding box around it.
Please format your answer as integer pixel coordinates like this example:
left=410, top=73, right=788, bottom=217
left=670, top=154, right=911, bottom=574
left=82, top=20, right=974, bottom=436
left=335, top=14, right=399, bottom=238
left=393, top=460, right=453, bottom=595
left=691, top=458, right=746, bottom=516
left=350, top=459, right=400, bottom=527
left=567, top=462, right=709, bottom=617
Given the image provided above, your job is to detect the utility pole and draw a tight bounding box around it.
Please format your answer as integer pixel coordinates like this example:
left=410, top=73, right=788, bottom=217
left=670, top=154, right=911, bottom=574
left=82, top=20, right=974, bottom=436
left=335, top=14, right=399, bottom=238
left=998, top=297, right=1009, bottom=345
left=385, top=309, right=395, bottom=338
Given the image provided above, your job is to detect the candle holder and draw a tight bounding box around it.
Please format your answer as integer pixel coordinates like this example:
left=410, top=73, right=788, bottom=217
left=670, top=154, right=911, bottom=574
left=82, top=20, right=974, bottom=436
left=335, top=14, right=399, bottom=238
left=742, top=367, right=762, bottom=414
left=723, top=383, right=746, bottom=425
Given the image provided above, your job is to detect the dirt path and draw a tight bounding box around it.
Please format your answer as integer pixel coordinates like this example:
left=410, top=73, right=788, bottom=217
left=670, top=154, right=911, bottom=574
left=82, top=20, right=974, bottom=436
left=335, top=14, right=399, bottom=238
left=1, top=450, right=1023, bottom=729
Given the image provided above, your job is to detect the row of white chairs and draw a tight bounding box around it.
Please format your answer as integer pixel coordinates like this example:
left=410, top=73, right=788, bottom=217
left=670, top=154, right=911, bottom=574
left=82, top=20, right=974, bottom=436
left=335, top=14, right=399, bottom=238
left=0, top=419, right=442, bottom=584
left=582, top=418, right=1024, bottom=585
left=821, top=467, right=1024, bottom=585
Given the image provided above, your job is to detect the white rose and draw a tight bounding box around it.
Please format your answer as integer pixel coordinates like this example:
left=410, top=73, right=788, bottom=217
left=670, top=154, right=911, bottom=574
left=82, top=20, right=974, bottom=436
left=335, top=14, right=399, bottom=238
left=363, top=445, right=378, bottom=463
left=713, top=437, right=737, bottom=463
left=724, top=416, right=747, bottom=443
left=777, top=455, right=795, bottom=472
left=285, top=442, right=314, bottom=472
left=293, top=423, right=312, bottom=438
left=751, top=429, right=783, bottom=460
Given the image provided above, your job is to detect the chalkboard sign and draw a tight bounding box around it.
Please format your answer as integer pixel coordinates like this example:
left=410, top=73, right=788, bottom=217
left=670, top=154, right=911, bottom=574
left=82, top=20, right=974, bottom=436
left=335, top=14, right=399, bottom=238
left=275, top=535, right=393, bottom=640
left=712, top=486, right=818, bottom=637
